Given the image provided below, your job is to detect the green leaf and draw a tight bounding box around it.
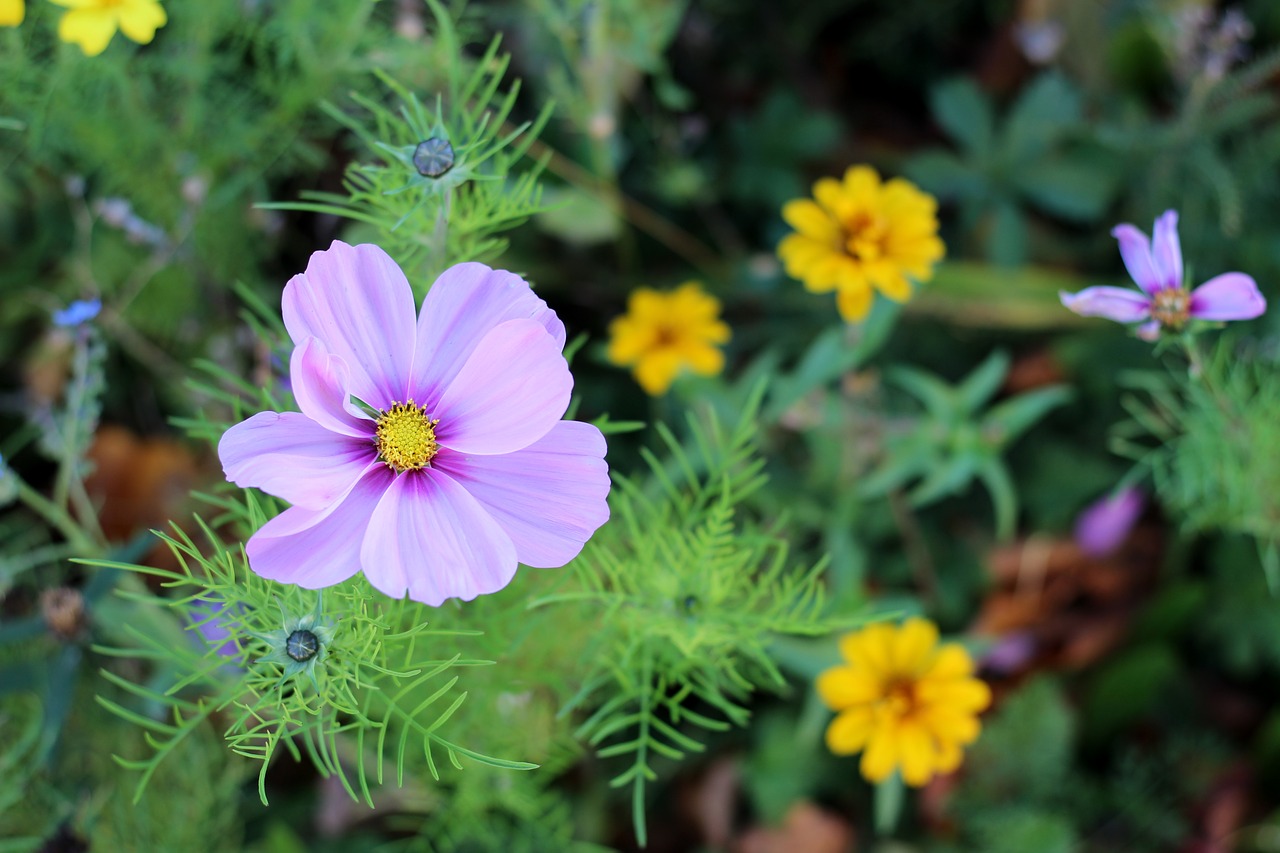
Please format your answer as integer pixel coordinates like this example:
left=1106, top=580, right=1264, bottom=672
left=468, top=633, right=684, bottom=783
left=1082, top=643, right=1180, bottom=742
left=1002, top=72, right=1081, bottom=162
left=903, top=149, right=985, bottom=199
left=981, top=386, right=1072, bottom=445
left=986, top=199, right=1028, bottom=267
left=930, top=77, right=994, bottom=156
left=1016, top=156, right=1117, bottom=222
left=956, top=350, right=1011, bottom=414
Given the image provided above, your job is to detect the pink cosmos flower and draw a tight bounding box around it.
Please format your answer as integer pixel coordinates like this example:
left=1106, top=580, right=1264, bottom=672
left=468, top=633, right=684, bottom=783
left=218, top=242, right=611, bottom=606
left=1074, top=486, right=1145, bottom=558
left=1060, top=210, right=1266, bottom=339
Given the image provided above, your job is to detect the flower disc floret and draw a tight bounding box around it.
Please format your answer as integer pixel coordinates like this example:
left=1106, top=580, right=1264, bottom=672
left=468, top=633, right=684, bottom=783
left=778, top=165, right=945, bottom=323
left=816, top=618, right=990, bottom=787
left=376, top=401, right=439, bottom=471
left=218, top=242, right=611, bottom=606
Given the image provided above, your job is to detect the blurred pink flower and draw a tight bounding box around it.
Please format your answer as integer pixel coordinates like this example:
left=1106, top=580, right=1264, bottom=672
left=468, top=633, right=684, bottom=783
left=1060, top=210, right=1265, bottom=339
left=1074, top=486, right=1145, bottom=557
left=219, top=242, right=611, bottom=605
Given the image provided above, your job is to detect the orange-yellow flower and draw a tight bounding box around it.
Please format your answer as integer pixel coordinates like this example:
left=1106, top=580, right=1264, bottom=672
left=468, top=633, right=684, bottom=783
left=779, top=165, right=944, bottom=323
left=606, top=282, right=730, bottom=396
left=0, top=0, right=23, bottom=26
left=50, top=0, right=166, bottom=57
left=816, top=618, right=990, bottom=787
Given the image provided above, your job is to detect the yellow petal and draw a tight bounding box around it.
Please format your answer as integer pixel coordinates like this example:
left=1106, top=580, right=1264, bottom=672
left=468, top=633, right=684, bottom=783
left=923, top=644, right=975, bottom=680
left=816, top=666, right=882, bottom=710
left=813, top=178, right=853, bottom=220
left=605, top=318, right=651, bottom=365
left=842, top=165, right=882, bottom=204
left=117, top=0, right=165, bottom=45
left=839, top=623, right=895, bottom=675
left=836, top=283, right=874, bottom=323
left=858, top=721, right=899, bottom=783
left=59, top=7, right=119, bottom=55
left=897, top=722, right=937, bottom=787
left=892, top=618, right=939, bottom=674
left=782, top=199, right=838, bottom=241
left=934, top=738, right=964, bottom=773
left=917, top=677, right=992, bottom=714
left=921, top=708, right=982, bottom=745
left=633, top=350, right=681, bottom=396
left=825, top=706, right=874, bottom=755
left=679, top=342, right=724, bottom=377
left=0, top=0, right=24, bottom=27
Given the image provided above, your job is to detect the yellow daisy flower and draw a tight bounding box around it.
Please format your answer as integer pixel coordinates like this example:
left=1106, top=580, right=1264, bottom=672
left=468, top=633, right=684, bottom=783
left=51, top=0, right=167, bottom=57
left=607, top=282, right=730, bottom=396
left=816, top=618, right=990, bottom=787
left=779, top=165, right=945, bottom=323
left=0, top=0, right=23, bottom=26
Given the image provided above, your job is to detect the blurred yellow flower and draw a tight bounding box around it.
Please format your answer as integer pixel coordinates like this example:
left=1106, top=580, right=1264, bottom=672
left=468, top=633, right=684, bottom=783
left=0, top=0, right=23, bottom=26
left=817, top=618, right=990, bottom=787
left=607, top=282, right=730, bottom=396
left=51, top=0, right=166, bottom=57
left=779, top=165, right=944, bottom=323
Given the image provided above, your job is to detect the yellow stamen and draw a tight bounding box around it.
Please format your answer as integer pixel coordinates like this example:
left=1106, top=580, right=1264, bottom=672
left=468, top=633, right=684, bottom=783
left=375, top=401, right=439, bottom=472
left=1151, top=287, right=1190, bottom=329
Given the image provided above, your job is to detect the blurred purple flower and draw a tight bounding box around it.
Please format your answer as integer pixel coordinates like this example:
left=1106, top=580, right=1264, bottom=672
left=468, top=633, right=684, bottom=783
left=190, top=601, right=240, bottom=659
left=980, top=631, right=1037, bottom=676
left=1060, top=210, right=1265, bottom=338
left=52, top=298, right=101, bottom=328
left=1074, top=486, right=1146, bottom=558
left=218, top=241, right=611, bottom=606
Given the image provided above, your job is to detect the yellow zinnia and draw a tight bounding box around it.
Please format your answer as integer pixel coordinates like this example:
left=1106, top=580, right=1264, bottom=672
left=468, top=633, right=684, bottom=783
left=816, top=618, right=990, bottom=787
left=779, top=165, right=945, bottom=323
left=0, top=0, right=23, bottom=26
left=607, top=282, right=730, bottom=396
left=51, top=0, right=166, bottom=57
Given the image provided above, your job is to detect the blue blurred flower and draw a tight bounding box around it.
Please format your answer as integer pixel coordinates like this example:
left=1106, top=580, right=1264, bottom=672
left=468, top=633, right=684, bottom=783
left=52, top=298, right=102, bottom=328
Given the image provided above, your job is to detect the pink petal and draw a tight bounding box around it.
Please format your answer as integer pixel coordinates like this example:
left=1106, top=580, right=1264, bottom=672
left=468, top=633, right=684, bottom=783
left=1059, top=287, right=1152, bottom=323
left=1150, top=210, right=1183, bottom=291
left=1189, top=272, right=1267, bottom=321
left=1111, top=223, right=1165, bottom=294
left=1136, top=320, right=1161, bottom=341
left=359, top=468, right=517, bottom=605
left=218, top=411, right=375, bottom=510
left=290, top=337, right=374, bottom=438
left=408, top=262, right=567, bottom=409
left=246, top=466, right=393, bottom=588
left=1074, top=486, right=1145, bottom=557
left=434, top=421, right=610, bottom=568
left=433, top=319, right=572, bottom=455
left=282, top=242, right=416, bottom=410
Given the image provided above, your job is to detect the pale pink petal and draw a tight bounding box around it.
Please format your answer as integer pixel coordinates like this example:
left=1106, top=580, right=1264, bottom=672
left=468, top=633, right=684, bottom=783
left=290, top=337, right=374, bottom=438
left=282, top=242, right=416, bottom=409
left=1111, top=223, right=1165, bottom=295
left=359, top=468, right=517, bottom=605
left=1060, top=287, right=1152, bottom=323
left=434, top=421, right=610, bottom=568
left=433, top=319, right=572, bottom=455
left=1136, top=320, right=1161, bottom=341
left=1189, top=272, right=1267, bottom=321
left=218, top=411, right=374, bottom=510
left=1150, top=210, right=1182, bottom=291
left=408, top=262, right=566, bottom=409
left=246, top=466, right=393, bottom=588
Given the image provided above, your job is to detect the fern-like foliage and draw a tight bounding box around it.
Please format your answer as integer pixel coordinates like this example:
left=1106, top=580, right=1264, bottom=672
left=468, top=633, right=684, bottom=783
left=538, top=384, right=857, bottom=845
left=264, top=2, right=551, bottom=289
left=83, top=514, right=533, bottom=807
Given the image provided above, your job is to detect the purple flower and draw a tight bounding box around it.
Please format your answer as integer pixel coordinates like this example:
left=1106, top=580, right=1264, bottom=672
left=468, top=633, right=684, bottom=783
left=190, top=601, right=240, bottom=659
left=52, top=298, right=101, bottom=328
left=1060, top=210, right=1265, bottom=338
left=218, top=242, right=611, bottom=606
left=1074, top=486, right=1145, bottom=557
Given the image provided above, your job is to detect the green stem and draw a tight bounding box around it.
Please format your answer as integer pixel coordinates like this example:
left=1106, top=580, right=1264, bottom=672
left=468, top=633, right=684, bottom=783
left=13, top=476, right=100, bottom=556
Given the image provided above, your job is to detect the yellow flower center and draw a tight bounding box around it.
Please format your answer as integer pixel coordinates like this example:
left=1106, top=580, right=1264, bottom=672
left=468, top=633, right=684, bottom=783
left=1150, top=287, right=1190, bottom=329
left=882, top=679, right=919, bottom=718
left=375, top=401, right=439, bottom=472
left=842, top=210, right=889, bottom=262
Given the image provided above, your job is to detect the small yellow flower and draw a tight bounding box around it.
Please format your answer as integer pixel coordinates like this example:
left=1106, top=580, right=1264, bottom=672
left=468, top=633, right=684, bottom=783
left=50, top=0, right=166, bottom=57
left=817, top=618, right=990, bottom=787
left=0, top=0, right=23, bottom=26
left=607, top=282, right=730, bottom=396
left=779, top=165, right=945, bottom=323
